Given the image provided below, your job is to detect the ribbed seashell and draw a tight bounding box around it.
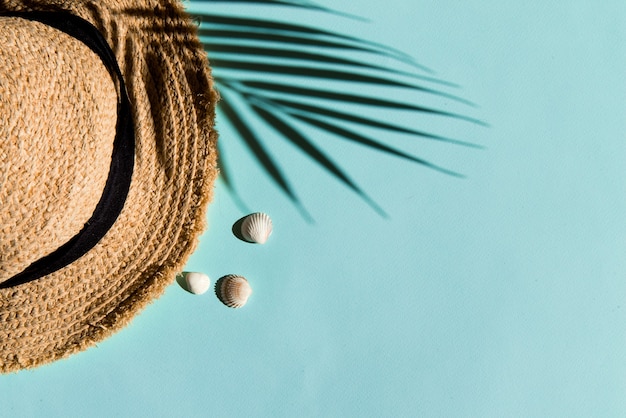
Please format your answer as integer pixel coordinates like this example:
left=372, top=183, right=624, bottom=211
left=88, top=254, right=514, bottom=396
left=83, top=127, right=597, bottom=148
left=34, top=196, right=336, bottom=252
left=241, top=212, right=273, bottom=244
left=215, top=275, right=252, bottom=308
left=178, top=272, right=211, bottom=295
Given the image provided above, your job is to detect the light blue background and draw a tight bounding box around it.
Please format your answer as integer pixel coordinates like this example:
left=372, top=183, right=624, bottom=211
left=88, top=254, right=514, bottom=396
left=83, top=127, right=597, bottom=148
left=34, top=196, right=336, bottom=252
left=2, top=1, right=626, bottom=416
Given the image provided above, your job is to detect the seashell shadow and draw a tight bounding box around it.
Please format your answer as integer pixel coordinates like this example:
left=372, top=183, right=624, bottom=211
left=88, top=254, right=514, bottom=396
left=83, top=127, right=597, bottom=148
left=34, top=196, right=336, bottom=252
left=175, top=272, right=188, bottom=290
left=214, top=276, right=228, bottom=304
left=232, top=215, right=255, bottom=243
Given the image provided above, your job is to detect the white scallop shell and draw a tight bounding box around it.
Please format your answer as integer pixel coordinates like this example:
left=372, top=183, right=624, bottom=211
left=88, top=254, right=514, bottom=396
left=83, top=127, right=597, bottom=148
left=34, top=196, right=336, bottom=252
left=216, top=275, right=252, bottom=308
left=179, top=272, right=211, bottom=295
left=241, top=212, right=273, bottom=244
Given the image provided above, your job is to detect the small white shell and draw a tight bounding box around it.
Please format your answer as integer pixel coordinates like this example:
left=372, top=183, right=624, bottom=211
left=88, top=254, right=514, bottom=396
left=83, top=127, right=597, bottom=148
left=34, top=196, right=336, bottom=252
left=241, top=212, right=273, bottom=244
left=216, top=275, right=252, bottom=308
left=179, top=272, right=211, bottom=295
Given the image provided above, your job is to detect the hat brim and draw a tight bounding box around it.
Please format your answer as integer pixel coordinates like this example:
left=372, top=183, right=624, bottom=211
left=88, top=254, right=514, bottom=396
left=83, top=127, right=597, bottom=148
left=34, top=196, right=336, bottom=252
left=0, top=0, right=218, bottom=373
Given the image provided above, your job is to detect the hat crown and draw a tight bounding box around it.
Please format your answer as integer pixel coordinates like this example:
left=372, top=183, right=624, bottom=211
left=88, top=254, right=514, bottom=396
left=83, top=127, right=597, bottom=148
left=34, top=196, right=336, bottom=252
left=0, top=17, right=117, bottom=284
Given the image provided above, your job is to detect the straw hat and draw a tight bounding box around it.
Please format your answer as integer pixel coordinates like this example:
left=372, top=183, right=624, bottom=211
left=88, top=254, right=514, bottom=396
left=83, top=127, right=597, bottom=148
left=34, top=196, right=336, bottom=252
left=0, top=0, right=219, bottom=373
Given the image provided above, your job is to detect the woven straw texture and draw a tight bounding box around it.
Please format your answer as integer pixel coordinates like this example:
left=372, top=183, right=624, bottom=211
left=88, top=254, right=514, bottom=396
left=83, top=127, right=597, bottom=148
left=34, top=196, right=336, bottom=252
left=0, top=0, right=219, bottom=373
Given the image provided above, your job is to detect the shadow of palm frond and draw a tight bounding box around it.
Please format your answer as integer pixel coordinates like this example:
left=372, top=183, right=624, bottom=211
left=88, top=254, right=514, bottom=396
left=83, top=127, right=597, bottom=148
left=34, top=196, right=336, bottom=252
left=192, top=0, right=367, bottom=20
left=188, top=0, right=486, bottom=220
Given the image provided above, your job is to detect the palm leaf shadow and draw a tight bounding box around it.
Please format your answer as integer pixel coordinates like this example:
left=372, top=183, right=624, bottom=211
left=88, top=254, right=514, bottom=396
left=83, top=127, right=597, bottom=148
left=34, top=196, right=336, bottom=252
left=188, top=1, right=485, bottom=219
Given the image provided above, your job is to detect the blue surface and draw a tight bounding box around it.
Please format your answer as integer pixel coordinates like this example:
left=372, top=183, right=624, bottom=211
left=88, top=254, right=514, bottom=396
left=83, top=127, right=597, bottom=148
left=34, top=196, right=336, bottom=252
left=2, top=1, right=626, bottom=416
